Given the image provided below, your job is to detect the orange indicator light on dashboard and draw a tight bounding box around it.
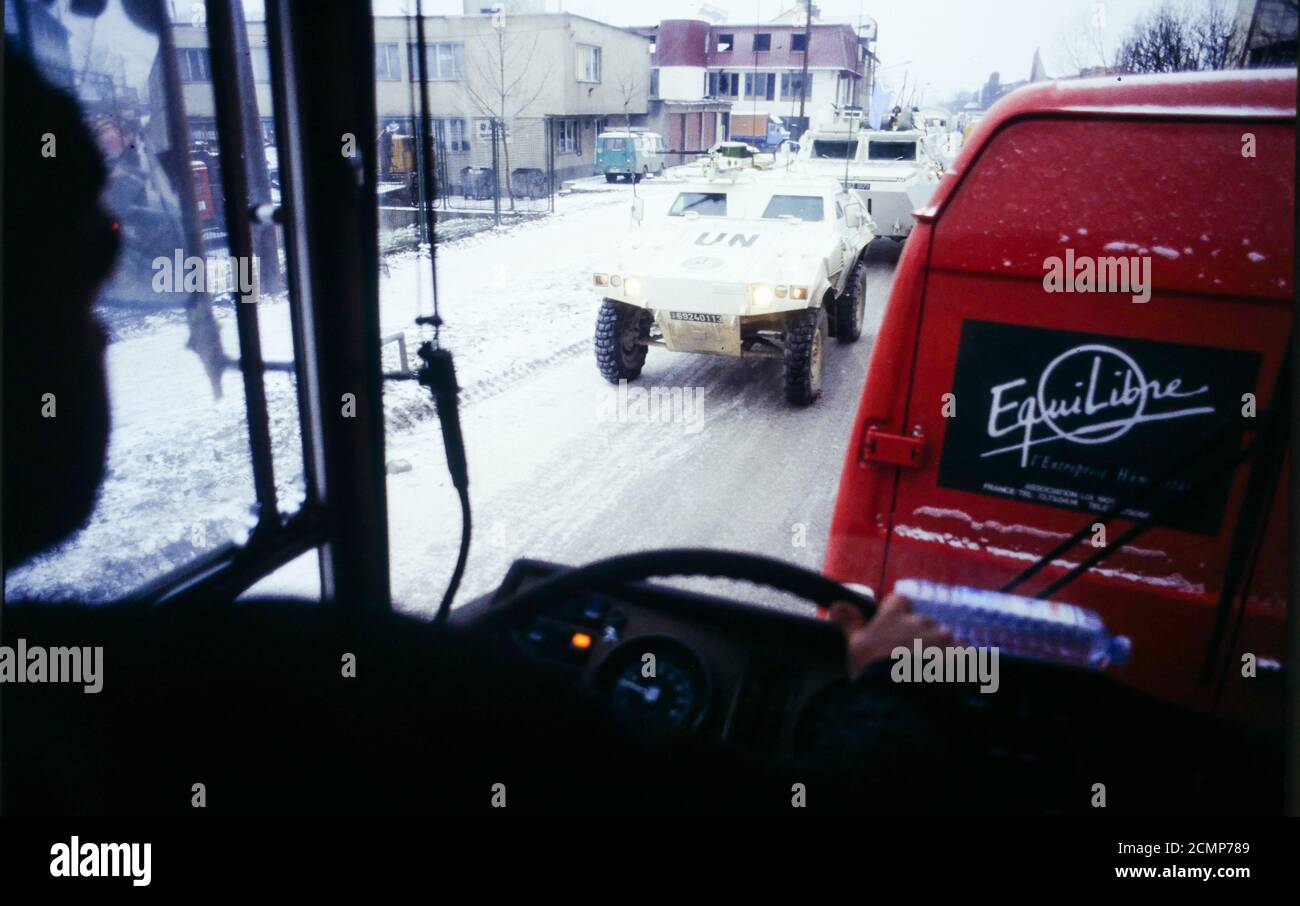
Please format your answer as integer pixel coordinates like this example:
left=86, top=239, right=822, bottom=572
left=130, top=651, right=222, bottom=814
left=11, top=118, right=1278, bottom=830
left=570, top=632, right=593, bottom=650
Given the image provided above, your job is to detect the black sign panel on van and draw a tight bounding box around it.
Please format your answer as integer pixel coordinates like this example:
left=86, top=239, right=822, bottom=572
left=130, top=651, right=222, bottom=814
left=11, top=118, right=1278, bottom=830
left=936, top=320, right=1262, bottom=535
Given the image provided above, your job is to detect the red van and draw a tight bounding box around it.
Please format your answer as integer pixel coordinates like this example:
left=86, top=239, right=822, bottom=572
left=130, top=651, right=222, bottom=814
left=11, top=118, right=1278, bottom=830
left=826, top=70, right=1294, bottom=727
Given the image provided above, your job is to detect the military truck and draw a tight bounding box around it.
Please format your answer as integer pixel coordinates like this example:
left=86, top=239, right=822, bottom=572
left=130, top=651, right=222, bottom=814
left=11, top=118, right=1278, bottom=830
left=792, top=109, right=942, bottom=241
left=592, top=171, right=875, bottom=404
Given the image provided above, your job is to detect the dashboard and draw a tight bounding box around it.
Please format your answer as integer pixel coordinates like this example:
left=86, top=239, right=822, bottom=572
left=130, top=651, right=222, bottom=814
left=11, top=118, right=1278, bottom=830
left=458, top=559, right=849, bottom=753
left=452, top=556, right=1283, bottom=813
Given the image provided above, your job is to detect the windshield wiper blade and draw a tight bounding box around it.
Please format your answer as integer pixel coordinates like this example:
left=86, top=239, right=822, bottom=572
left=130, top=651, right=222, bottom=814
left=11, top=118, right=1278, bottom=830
left=1002, top=342, right=1289, bottom=684
left=1000, top=412, right=1252, bottom=595
left=1003, top=350, right=1289, bottom=603
left=1028, top=429, right=1265, bottom=601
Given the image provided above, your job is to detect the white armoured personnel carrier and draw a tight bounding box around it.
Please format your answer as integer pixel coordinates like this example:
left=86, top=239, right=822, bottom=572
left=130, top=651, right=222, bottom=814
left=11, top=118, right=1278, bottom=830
left=792, top=109, right=942, bottom=241
left=592, top=171, right=874, bottom=404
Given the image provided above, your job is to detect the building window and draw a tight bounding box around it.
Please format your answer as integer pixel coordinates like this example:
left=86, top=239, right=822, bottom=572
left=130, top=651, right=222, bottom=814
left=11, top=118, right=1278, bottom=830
left=375, top=42, right=402, bottom=80
left=781, top=71, right=810, bottom=100
left=648, top=36, right=656, bottom=54
left=744, top=71, right=775, bottom=101
left=791, top=33, right=807, bottom=52
left=188, top=117, right=219, bottom=144
left=576, top=44, right=601, bottom=83
left=408, top=42, right=465, bottom=81
left=752, top=33, right=771, bottom=53
left=838, top=76, right=858, bottom=106
left=707, top=70, right=739, bottom=97
left=649, top=68, right=659, bottom=98
left=716, top=33, right=733, bottom=53
left=250, top=45, right=271, bottom=82
left=176, top=47, right=210, bottom=82
left=435, top=118, right=470, bottom=152
left=556, top=118, right=580, bottom=154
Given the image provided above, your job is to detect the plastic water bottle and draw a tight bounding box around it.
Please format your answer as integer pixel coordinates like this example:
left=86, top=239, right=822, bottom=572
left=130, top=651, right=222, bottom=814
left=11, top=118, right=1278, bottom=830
left=893, top=578, right=1131, bottom=670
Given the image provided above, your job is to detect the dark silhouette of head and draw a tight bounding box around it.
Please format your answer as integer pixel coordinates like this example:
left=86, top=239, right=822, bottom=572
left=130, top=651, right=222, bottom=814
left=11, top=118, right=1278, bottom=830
left=3, top=44, right=120, bottom=568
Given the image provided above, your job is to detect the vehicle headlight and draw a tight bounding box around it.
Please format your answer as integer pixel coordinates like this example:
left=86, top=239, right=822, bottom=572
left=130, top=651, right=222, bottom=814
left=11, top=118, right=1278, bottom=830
left=790, top=286, right=808, bottom=300
left=593, top=273, right=610, bottom=286
left=751, top=284, right=775, bottom=308
left=773, top=284, right=788, bottom=299
left=610, top=274, right=623, bottom=287
left=624, top=276, right=643, bottom=298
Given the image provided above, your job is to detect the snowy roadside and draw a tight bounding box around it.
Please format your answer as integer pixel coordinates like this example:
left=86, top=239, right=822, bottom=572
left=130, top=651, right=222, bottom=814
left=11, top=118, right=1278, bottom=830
left=7, top=181, right=655, bottom=601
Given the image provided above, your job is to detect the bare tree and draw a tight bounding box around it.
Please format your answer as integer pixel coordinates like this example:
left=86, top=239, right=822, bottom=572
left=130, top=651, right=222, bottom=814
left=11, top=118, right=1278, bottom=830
left=1054, top=6, right=1113, bottom=75
left=1113, top=0, right=1235, bottom=74
left=615, top=67, right=641, bottom=133
left=459, top=15, right=553, bottom=209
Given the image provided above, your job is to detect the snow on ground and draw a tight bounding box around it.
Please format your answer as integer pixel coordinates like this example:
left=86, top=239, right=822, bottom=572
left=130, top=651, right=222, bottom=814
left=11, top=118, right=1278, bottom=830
left=8, top=174, right=898, bottom=615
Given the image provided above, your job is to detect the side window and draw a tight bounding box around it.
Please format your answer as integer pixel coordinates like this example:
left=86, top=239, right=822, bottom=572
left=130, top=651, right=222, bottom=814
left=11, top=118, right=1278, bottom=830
left=6, top=1, right=302, bottom=601
left=761, top=195, right=825, bottom=222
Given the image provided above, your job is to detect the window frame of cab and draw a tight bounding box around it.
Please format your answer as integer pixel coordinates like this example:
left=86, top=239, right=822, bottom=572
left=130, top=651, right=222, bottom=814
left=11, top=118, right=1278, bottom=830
left=128, top=0, right=392, bottom=612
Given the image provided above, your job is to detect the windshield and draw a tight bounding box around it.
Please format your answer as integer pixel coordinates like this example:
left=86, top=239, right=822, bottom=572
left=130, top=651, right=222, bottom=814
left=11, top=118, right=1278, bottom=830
left=868, top=140, right=919, bottom=161
left=762, top=195, right=825, bottom=221
left=669, top=192, right=728, bottom=216
left=811, top=139, right=858, bottom=159
left=5, top=0, right=1290, bottom=633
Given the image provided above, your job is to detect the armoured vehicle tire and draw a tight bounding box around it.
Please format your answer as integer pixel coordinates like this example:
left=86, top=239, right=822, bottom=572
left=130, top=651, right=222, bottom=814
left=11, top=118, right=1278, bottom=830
left=605, top=174, right=618, bottom=183
left=834, top=258, right=867, bottom=343
left=783, top=307, right=827, bottom=405
left=595, top=299, right=650, bottom=383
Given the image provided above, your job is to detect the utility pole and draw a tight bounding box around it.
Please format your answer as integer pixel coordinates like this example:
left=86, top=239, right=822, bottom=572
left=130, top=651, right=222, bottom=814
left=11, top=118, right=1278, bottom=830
left=796, top=0, right=812, bottom=139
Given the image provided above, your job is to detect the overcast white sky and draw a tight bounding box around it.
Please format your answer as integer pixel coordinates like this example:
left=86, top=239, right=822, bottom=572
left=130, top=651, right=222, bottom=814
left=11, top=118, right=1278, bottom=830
left=83, top=0, right=1205, bottom=103
left=368, top=0, right=1180, bottom=100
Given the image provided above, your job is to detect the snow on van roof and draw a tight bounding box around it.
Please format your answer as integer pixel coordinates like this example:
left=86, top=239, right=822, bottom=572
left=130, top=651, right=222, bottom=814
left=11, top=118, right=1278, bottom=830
left=1062, top=68, right=1297, bottom=90
left=1057, top=104, right=1295, bottom=117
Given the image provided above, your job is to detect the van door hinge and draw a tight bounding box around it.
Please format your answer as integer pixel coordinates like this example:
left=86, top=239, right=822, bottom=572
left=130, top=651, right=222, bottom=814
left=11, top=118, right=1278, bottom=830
left=862, top=425, right=926, bottom=468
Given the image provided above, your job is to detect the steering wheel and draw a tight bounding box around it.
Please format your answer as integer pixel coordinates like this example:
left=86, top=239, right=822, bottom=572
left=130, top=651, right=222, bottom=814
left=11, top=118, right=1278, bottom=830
left=493, top=548, right=876, bottom=623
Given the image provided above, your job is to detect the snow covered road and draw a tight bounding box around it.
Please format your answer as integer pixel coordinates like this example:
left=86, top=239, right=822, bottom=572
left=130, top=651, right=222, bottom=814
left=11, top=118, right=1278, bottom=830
left=376, top=183, right=901, bottom=614
left=387, top=234, right=895, bottom=615
left=8, top=175, right=899, bottom=613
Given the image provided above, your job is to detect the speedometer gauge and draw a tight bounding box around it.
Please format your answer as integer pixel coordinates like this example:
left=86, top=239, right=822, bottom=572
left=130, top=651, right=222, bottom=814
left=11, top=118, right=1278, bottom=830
left=600, top=639, right=710, bottom=735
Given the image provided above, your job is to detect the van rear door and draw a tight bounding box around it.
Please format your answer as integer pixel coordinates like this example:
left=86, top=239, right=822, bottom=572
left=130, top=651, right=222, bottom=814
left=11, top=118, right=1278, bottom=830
left=870, top=94, right=1293, bottom=720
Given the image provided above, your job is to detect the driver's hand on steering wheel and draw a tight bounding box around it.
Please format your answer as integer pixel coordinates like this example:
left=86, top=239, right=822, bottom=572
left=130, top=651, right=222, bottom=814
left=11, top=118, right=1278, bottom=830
left=829, top=593, right=955, bottom=680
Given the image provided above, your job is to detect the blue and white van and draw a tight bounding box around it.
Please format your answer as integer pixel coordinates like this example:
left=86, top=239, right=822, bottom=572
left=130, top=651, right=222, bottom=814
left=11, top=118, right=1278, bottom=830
left=595, top=130, right=667, bottom=182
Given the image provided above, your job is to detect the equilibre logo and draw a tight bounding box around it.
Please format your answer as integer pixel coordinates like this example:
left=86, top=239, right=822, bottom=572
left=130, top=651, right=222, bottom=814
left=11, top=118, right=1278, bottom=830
left=982, top=343, right=1214, bottom=468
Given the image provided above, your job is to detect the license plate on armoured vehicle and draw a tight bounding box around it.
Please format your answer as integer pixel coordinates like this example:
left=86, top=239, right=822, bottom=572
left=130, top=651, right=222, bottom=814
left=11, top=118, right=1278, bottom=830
left=669, top=312, right=722, bottom=324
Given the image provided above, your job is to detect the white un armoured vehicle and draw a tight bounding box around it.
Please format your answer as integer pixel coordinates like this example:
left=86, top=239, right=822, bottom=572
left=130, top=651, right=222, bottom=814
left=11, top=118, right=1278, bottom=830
left=593, top=171, right=875, bottom=404
left=792, top=108, right=942, bottom=241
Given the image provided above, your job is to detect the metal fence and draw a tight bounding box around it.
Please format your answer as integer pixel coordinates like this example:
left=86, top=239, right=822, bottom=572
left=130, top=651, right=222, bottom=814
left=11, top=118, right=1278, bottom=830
left=379, top=115, right=555, bottom=238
